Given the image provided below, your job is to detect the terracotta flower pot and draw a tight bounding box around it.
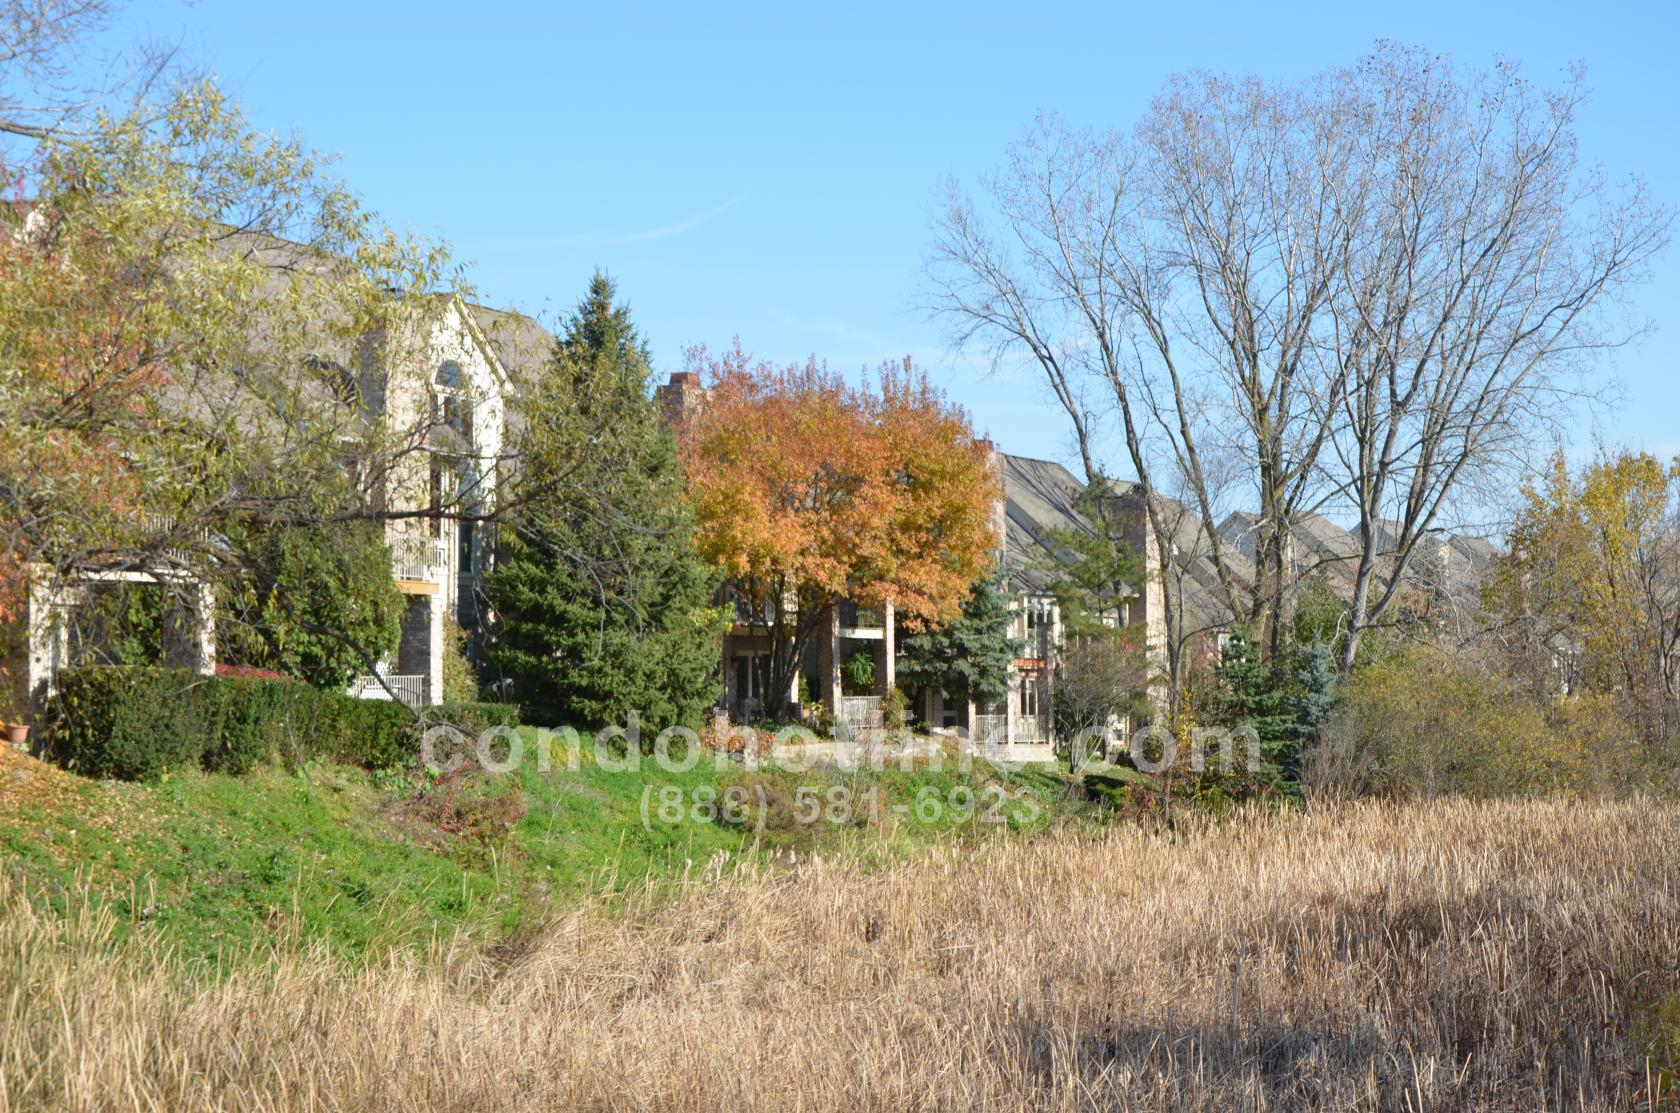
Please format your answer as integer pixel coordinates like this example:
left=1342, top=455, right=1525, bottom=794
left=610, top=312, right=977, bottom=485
left=3, top=723, right=29, bottom=746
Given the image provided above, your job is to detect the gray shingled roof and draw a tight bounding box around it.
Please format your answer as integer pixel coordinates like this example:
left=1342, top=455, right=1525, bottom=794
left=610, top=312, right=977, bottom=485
left=1216, top=509, right=1499, bottom=611
left=999, top=453, right=1242, bottom=633
left=998, top=454, right=1104, bottom=593
left=466, top=303, right=554, bottom=392
left=998, top=452, right=1504, bottom=632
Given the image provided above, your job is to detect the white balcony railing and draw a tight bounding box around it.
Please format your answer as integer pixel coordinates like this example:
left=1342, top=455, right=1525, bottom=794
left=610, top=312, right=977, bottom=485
left=390, top=534, right=448, bottom=583
left=350, top=674, right=425, bottom=706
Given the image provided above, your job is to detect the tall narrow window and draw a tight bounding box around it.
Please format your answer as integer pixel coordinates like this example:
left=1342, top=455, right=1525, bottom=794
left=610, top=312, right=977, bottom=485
left=432, top=361, right=475, bottom=447
left=427, top=461, right=445, bottom=539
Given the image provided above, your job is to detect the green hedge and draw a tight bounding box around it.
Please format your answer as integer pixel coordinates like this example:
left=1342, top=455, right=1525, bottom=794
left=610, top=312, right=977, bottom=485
left=311, top=696, right=417, bottom=771
left=44, top=667, right=209, bottom=781
left=201, top=674, right=317, bottom=775
left=41, top=667, right=450, bottom=781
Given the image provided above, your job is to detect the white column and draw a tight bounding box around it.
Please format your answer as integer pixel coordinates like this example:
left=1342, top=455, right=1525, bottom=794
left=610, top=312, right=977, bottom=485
left=194, top=578, right=217, bottom=676
left=880, top=601, right=895, bottom=693
left=1005, top=666, right=1019, bottom=746
left=25, top=568, right=67, bottom=711
left=427, top=593, right=444, bottom=705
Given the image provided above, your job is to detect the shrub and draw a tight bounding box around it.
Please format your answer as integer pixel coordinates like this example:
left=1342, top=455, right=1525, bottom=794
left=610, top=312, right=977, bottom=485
left=439, top=618, right=481, bottom=703
left=1319, top=648, right=1542, bottom=799
left=403, top=763, right=527, bottom=844
left=310, top=696, right=417, bottom=771
left=200, top=675, right=314, bottom=774
left=43, top=667, right=208, bottom=780
left=213, top=663, right=292, bottom=680
left=1315, top=645, right=1643, bottom=801
left=842, top=649, right=875, bottom=696
left=880, top=687, right=911, bottom=732
left=44, top=666, right=427, bottom=780
left=436, top=701, right=521, bottom=735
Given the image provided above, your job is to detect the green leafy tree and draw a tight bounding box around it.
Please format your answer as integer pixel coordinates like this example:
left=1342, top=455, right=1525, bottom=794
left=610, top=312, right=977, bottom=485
left=896, top=572, right=1023, bottom=707
left=218, top=522, right=404, bottom=690
left=485, top=274, right=725, bottom=732
left=0, top=78, right=461, bottom=695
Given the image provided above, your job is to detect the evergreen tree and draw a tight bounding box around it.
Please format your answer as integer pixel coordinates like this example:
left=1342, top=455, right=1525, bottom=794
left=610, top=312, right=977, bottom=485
left=485, top=274, right=725, bottom=732
left=1034, top=481, right=1144, bottom=636
left=896, top=572, right=1024, bottom=707
left=1289, top=641, right=1339, bottom=750
left=1213, top=629, right=1300, bottom=793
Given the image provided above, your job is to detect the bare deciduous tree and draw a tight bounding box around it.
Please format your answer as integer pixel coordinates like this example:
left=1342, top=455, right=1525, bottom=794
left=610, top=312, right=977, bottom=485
left=0, top=0, right=179, bottom=144
left=929, top=43, right=1671, bottom=701
left=1321, top=51, right=1669, bottom=672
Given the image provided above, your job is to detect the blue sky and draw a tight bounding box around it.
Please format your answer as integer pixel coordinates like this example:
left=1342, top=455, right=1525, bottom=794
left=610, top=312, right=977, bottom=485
left=109, top=0, right=1679, bottom=473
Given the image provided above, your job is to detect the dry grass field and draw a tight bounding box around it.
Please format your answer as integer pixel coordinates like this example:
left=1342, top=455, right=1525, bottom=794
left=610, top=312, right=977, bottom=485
left=2, top=797, right=1678, bottom=1111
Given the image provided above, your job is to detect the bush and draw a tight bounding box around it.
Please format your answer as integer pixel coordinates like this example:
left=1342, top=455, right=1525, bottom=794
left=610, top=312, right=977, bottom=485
left=43, top=667, right=208, bottom=780
left=403, top=763, right=527, bottom=844
left=309, top=696, right=417, bottom=772
left=43, top=666, right=427, bottom=780
left=1313, top=645, right=1643, bottom=801
left=842, top=649, right=876, bottom=696
left=880, top=687, right=911, bottom=731
left=200, top=675, right=315, bottom=774
left=440, top=618, right=481, bottom=703
left=436, top=701, right=521, bottom=735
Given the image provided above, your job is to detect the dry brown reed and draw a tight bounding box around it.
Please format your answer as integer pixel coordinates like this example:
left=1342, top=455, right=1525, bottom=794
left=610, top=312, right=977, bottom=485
left=2, top=797, right=1677, bottom=1110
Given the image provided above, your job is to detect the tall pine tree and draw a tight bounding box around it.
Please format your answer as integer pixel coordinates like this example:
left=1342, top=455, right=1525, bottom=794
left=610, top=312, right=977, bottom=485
left=485, top=274, right=725, bottom=732
left=1212, top=629, right=1300, bottom=795
left=896, top=572, right=1024, bottom=707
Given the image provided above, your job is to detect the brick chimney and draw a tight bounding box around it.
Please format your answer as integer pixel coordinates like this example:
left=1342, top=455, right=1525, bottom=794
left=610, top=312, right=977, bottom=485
left=656, top=371, right=706, bottom=428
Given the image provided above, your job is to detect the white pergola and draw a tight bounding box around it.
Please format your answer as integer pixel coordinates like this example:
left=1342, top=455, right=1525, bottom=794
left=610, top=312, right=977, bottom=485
left=22, top=564, right=216, bottom=711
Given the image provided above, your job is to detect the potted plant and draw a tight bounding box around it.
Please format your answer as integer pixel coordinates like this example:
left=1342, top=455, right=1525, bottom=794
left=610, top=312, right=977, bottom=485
left=0, top=665, right=27, bottom=747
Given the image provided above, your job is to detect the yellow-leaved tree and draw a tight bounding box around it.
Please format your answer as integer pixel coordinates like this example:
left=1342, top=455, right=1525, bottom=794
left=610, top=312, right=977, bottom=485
left=1489, top=450, right=1680, bottom=749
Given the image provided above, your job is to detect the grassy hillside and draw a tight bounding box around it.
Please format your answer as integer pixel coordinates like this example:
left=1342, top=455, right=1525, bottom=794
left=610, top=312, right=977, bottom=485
left=0, top=731, right=1084, bottom=966
left=2, top=797, right=1676, bottom=1110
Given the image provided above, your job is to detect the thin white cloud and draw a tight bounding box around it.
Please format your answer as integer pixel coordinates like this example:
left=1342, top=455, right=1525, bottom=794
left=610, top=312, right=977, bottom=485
left=600, top=196, right=742, bottom=245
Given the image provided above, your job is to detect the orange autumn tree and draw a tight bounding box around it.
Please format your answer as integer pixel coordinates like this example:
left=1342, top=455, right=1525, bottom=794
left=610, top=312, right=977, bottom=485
left=0, top=168, right=167, bottom=623
left=679, top=344, right=998, bottom=716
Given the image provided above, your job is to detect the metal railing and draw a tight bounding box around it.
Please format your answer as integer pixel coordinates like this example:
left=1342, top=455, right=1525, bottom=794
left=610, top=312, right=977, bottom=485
left=839, top=602, right=885, bottom=630
left=839, top=695, right=881, bottom=738
left=390, top=534, right=447, bottom=582
left=1015, top=716, right=1048, bottom=744
left=350, top=674, right=425, bottom=706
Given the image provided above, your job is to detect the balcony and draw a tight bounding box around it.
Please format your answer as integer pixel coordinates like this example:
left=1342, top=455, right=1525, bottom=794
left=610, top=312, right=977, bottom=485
left=838, top=601, right=885, bottom=637
left=391, top=534, right=447, bottom=584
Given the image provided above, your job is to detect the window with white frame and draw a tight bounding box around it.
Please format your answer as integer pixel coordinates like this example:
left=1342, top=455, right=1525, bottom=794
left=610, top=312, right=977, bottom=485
left=1021, top=673, right=1041, bottom=719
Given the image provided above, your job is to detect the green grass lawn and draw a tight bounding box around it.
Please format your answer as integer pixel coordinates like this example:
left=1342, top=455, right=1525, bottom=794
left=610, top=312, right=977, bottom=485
left=0, top=731, right=1094, bottom=969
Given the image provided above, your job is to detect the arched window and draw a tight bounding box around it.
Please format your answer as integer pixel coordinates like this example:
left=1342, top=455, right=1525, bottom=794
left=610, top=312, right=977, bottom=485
left=432, top=361, right=473, bottom=443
